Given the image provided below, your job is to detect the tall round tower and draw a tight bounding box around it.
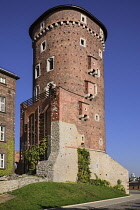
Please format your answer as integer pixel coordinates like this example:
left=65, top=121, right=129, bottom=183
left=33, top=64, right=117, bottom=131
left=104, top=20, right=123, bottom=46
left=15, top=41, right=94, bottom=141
left=20, top=5, right=128, bottom=190
left=29, top=5, right=107, bottom=152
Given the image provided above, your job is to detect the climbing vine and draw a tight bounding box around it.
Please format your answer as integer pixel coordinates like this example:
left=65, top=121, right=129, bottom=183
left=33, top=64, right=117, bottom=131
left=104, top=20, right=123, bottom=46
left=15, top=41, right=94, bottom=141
left=24, top=138, right=47, bottom=174
left=0, top=138, right=14, bottom=177
left=77, top=148, right=91, bottom=183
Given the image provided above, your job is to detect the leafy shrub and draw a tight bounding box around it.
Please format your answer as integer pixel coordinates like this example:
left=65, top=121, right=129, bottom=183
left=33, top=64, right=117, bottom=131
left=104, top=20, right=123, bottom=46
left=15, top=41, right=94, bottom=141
left=113, top=184, right=126, bottom=193
left=90, top=174, right=111, bottom=187
left=117, top=179, right=122, bottom=185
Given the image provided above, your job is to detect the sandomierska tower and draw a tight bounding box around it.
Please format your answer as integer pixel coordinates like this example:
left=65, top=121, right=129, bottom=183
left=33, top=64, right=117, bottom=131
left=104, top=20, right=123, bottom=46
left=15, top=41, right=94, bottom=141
left=20, top=5, right=128, bottom=192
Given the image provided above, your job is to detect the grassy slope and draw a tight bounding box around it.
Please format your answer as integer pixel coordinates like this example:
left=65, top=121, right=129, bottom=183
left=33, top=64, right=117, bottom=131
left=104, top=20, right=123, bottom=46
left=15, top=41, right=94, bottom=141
left=0, top=182, right=127, bottom=210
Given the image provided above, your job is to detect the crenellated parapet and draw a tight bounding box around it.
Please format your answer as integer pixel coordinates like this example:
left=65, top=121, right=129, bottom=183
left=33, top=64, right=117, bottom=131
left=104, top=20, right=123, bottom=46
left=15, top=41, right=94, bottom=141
left=32, top=20, right=105, bottom=50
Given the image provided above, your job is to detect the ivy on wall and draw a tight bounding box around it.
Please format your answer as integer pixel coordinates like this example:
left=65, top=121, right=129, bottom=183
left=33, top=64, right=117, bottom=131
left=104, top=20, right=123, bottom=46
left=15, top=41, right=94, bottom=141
left=0, top=138, right=14, bottom=177
left=24, top=138, right=47, bottom=174
left=77, top=148, right=91, bottom=183
left=77, top=148, right=126, bottom=193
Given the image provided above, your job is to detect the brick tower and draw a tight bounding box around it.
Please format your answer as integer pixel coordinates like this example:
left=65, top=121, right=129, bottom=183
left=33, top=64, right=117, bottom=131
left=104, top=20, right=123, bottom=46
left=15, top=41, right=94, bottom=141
left=20, top=5, right=128, bottom=192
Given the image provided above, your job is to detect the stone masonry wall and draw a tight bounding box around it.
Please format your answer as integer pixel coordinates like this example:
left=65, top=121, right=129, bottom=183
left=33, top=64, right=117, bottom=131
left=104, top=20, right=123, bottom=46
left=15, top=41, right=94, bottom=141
left=90, top=150, right=129, bottom=194
left=0, top=176, right=47, bottom=194
left=36, top=120, right=60, bottom=180
left=37, top=120, right=129, bottom=193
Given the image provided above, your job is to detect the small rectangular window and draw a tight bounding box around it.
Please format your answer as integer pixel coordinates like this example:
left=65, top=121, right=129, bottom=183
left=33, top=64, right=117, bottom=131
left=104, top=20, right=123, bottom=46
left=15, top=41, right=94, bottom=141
left=40, top=21, right=45, bottom=30
left=96, top=69, right=100, bottom=78
left=41, top=40, right=46, bottom=52
left=95, top=114, right=100, bottom=121
left=100, top=28, right=103, bottom=38
left=47, top=57, right=54, bottom=72
left=35, top=64, right=41, bottom=79
left=0, top=125, right=5, bottom=141
left=80, top=38, right=86, bottom=47
left=93, top=84, right=98, bottom=95
left=0, top=96, right=5, bottom=112
left=81, top=14, right=87, bottom=24
left=0, top=77, right=6, bottom=84
left=99, top=49, right=102, bottom=59
left=0, top=154, right=4, bottom=169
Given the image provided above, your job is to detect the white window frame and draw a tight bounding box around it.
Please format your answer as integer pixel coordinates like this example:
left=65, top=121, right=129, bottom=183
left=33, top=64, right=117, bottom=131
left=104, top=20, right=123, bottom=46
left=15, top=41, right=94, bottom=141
left=0, top=77, right=6, bottom=84
left=0, top=96, right=5, bottom=112
left=41, top=40, right=46, bottom=53
left=0, top=154, right=4, bottom=169
left=94, top=84, right=98, bottom=95
left=40, top=21, right=45, bottom=30
left=99, top=49, right=102, bottom=59
left=99, top=138, right=103, bottom=146
left=47, top=56, right=54, bottom=72
left=35, top=64, right=41, bottom=79
left=100, top=28, right=104, bottom=38
left=0, top=125, right=5, bottom=141
left=96, top=69, right=100, bottom=78
left=81, top=14, right=87, bottom=24
left=34, top=85, right=40, bottom=97
left=80, top=38, right=86, bottom=47
left=95, top=114, right=100, bottom=122
left=44, top=81, right=56, bottom=92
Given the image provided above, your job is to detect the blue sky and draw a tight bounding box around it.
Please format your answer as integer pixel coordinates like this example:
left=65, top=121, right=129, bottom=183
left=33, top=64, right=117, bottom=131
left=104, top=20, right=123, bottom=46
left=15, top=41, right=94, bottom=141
left=0, top=0, right=140, bottom=177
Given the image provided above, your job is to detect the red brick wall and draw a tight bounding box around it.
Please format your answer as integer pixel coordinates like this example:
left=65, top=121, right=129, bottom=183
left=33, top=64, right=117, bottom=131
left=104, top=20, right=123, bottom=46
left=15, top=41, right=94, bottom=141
left=58, top=87, right=105, bottom=151
left=0, top=73, right=16, bottom=173
left=30, top=8, right=106, bottom=152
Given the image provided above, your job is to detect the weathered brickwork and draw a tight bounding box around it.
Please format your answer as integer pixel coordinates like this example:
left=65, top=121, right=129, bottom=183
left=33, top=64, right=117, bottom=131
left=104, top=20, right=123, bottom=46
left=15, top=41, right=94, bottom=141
left=0, top=68, right=19, bottom=175
left=20, top=5, right=129, bottom=192
left=29, top=5, right=106, bottom=151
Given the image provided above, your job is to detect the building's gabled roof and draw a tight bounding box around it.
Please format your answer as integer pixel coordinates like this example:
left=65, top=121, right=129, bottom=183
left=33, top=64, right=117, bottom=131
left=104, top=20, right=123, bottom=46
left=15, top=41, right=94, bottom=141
left=29, top=4, right=107, bottom=41
left=0, top=67, right=20, bottom=80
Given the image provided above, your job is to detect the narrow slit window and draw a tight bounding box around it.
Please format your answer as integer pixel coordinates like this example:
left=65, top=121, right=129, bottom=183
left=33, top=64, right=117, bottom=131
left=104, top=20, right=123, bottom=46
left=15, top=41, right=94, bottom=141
left=35, top=64, right=41, bottom=79
left=99, top=138, right=103, bottom=145
left=95, top=114, right=100, bottom=121
left=40, top=21, right=45, bottom=30
left=34, top=85, right=40, bottom=97
left=94, top=84, right=98, bottom=95
left=41, top=40, right=46, bottom=52
left=100, top=28, right=103, bottom=38
left=99, top=49, right=102, bottom=59
left=80, top=38, right=86, bottom=47
left=96, top=69, right=100, bottom=78
left=47, top=57, right=54, bottom=72
left=81, top=14, right=87, bottom=24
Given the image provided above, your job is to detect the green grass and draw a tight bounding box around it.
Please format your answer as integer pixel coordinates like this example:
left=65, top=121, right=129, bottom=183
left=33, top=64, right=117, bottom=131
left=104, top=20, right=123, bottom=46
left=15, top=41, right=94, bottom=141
left=0, top=182, right=127, bottom=210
